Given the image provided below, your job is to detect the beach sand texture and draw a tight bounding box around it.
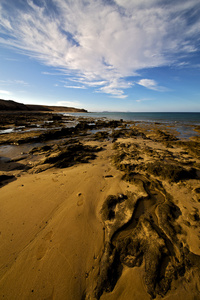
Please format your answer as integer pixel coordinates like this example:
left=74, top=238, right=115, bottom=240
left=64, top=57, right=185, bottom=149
left=0, top=112, right=200, bottom=299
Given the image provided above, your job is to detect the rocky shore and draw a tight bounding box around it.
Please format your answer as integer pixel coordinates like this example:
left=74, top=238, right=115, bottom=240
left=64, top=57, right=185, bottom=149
left=0, top=111, right=200, bottom=300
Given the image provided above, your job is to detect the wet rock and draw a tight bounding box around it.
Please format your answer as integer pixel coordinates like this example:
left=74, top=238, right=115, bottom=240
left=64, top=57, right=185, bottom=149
left=110, top=129, right=126, bottom=141
left=30, top=145, right=52, bottom=154
left=75, top=121, right=91, bottom=130
left=93, top=131, right=109, bottom=141
left=155, top=130, right=178, bottom=141
left=128, top=127, right=146, bottom=138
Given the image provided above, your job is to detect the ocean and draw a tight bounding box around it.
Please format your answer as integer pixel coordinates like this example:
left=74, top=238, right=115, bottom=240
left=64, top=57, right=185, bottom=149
left=66, top=112, right=200, bottom=125
left=64, top=112, right=200, bottom=139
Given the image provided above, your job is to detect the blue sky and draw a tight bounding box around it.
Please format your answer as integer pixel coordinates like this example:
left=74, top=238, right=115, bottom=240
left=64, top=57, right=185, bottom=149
left=0, top=0, right=200, bottom=112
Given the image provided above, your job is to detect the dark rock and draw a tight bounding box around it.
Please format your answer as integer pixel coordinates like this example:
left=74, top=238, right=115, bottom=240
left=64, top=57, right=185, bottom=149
left=0, top=174, right=15, bottom=187
left=140, top=162, right=197, bottom=182
left=43, top=143, right=102, bottom=169
left=95, top=175, right=198, bottom=299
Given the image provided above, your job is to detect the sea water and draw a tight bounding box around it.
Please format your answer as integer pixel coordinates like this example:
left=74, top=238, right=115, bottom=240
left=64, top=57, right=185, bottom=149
left=64, top=112, right=200, bottom=139
left=65, top=112, right=200, bottom=125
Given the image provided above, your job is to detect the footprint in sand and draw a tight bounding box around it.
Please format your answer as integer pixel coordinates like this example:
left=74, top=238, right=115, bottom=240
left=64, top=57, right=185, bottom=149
left=77, top=193, right=84, bottom=206
left=43, top=230, right=53, bottom=241
left=36, top=244, right=47, bottom=260
left=77, top=199, right=84, bottom=206
left=36, top=231, right=53, bottom=260
left=52, top=177, right=58, bottom=182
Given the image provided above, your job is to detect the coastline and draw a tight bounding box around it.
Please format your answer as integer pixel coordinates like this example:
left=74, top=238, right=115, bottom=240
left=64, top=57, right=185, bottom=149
left=0, top=111, right=200, bottom=299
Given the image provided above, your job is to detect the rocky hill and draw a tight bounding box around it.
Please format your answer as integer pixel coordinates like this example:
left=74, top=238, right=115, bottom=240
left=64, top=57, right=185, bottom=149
left=0, top=99, right=87, bottom=113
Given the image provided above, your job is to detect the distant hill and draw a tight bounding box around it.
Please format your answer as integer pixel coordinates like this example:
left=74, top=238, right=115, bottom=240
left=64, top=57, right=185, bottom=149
left=0, top=99, right=87, bottom=113
left=0, top=99, right=29, bottom=111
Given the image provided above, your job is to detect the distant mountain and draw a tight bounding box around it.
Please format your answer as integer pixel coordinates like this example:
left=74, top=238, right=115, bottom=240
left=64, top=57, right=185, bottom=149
left=0, top=99, right=87, bottom=113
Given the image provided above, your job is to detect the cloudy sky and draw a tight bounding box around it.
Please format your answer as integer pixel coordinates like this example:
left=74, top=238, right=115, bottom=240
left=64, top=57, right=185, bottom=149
left=0, top=0, right=200, bottom=112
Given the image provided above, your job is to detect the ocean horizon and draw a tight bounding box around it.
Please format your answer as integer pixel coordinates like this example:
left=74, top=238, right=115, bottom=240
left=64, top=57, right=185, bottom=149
left=65, top=112, right=200, bottom=125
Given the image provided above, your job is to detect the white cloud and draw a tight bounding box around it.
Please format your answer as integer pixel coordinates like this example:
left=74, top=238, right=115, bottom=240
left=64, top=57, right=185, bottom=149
left=64, top=85, right=86, bottom=89
left=135, top=98, right=152, bottom=103
left=14, top=80, right=29, bottom=86
left=57, top=100, right=82, bottom=107
left=5, top=57, right=19, bottom=61
left=137, top=79, right=158, bottom=90
left=97, top=78, right=133, bottom=98
left=0, top=79, right=29, bottom=86
left=42, top=71, right=66, bottom=76
left=0, top=89, right=12, bottom=95
left=137, top=79, right=167, bottom=91
left=0, top=0, right=199, bottom=97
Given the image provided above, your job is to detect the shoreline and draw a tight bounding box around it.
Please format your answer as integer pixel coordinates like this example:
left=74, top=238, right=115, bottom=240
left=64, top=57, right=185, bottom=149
left=0, top=111, right=200, bottom=299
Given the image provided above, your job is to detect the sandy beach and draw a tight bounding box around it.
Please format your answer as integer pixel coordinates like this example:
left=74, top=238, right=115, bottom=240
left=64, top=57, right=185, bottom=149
left=0, top=112, right=200, bottom=300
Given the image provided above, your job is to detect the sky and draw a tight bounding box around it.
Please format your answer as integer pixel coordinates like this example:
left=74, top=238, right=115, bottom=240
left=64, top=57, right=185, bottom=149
left=0, top=0, right=200, bottom=112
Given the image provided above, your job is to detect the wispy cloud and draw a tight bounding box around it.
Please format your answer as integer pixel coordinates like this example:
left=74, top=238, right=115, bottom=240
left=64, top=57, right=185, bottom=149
left=5, top=57, right=19, bottom=61
left=0, top=0, right=199, bottom=97
left=14, top=80, right=29, bottom=86
left=42, top=71, right=66, bottom=76
left=64, top=85, right=86, bottom=89
left=135, top=98, right=152, bottom=103
left=0, top=79, right=29, bottom=86
left=57, top=100, right=82, bottom=107
left=137, top=79, right=168, bottom=92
